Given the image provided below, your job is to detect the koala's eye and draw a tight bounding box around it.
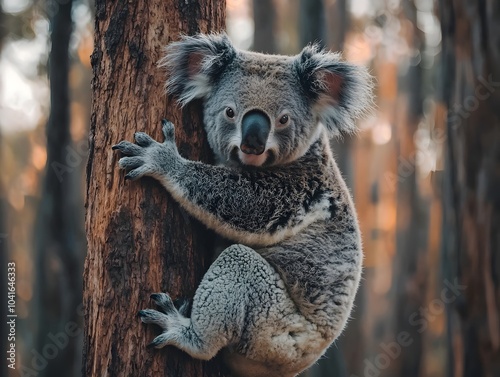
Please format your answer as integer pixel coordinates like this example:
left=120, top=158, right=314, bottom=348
left=225, top=107, right=235, bottom=119
left=279, top=114, right=289, bottom=125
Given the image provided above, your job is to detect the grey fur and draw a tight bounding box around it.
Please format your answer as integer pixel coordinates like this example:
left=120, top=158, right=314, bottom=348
left=113, top=34, right=372, bottom=377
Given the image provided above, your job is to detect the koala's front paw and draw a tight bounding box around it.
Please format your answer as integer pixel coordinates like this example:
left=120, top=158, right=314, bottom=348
left=112, top=119, right=178, bottom=181
left=139, top=292, right=189, bottom=349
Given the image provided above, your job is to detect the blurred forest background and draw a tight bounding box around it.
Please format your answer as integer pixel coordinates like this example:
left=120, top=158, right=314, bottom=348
left=1, top=0, right=499, bottom=377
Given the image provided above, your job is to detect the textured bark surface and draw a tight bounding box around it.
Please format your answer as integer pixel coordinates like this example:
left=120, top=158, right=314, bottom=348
left=83, top=1, right=226, bottom=376
left=439, top=0, right=500, bottom=376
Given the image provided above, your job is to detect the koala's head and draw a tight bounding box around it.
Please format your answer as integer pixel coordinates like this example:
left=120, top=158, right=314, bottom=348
left=160, top=33, right=373, bottom=167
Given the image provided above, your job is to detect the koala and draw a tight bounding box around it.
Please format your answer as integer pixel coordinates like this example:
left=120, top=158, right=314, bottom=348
left=112, top=34, right=372, bottom=377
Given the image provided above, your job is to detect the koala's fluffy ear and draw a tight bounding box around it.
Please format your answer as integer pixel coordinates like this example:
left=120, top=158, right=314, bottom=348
left=159, top=33, right=236, bottom=106
left=295, top=45, right=373, bottom=136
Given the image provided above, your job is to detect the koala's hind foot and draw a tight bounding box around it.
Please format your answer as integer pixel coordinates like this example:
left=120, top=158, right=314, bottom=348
left=138, top=293, right=212, bottom=359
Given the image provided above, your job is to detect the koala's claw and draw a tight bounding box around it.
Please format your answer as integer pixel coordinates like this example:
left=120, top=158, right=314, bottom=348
left=139, top=292, right=189, bottom=350
left=112, top=141, right=143, bottom=156
left=150, top=293, right=162, bottom=301
left=118, top=156, right=143, bottom=170
left=134, top=132, right=154, bottom=147
left=124, top=169, right=147, bottom=181
left=114, top=141, right=150, bottom=181
left=148, top=333, right=170, bottom=349
left=138, top=308, right=166, bottom=325
left=150, top=292, right=176, bottom=314
left=137, top=309, right=148, bottom=318
left=161, top=119, right=175, bottom=141
left=112, top=119, right=181, bottom=182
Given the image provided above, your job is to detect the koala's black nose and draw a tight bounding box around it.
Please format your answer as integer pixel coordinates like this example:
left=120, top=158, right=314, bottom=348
left=240, top=110, right=270, bottom=155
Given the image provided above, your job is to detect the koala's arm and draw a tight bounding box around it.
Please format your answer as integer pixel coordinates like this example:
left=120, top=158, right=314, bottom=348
left=114, top=120, right=332, bottom=247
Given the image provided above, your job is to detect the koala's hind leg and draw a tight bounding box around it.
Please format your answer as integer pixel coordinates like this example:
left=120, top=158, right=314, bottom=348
left=139, top=244, right=283, bottom=361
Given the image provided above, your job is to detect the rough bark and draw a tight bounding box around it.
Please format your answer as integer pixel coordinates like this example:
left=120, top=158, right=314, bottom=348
left=83, top=1, right=226, bottom=376
left=32, top=1, right=85, bottom=376
left=439, top=0, right=500, bottom=376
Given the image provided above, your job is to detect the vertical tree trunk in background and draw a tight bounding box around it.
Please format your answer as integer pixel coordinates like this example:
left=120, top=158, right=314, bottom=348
left=387, top=2, right=427, bottom=377
left=253, top=0, right=277, bottom=53
left=83, top=1, right=226, bottom=376
left=299, top=0, right=326, bottom=49
left=439, top=1, right=500, bottom=376
left=327, top=0, right=348, bottom=52
left=33, top=1, right=85, bottom=376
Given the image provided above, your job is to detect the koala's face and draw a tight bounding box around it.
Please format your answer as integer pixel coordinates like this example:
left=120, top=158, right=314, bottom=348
left=203, top=55, right=320, bottom=167
left=161, top=34, right=372, bottom=167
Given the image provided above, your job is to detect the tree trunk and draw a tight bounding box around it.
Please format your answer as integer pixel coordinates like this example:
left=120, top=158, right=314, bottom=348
left=439, top=1, right=500, bottom=376
left=386, top=2, right=428, bottom=377
left=299, top=0, right=326, bottom=49
left=253, top=0, right=277, bottom=53
left=327, top=0, right=348, bottom=52
left=83, top=1, right=226, bottom=376
left=32, top=1, right=85, bottom=376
